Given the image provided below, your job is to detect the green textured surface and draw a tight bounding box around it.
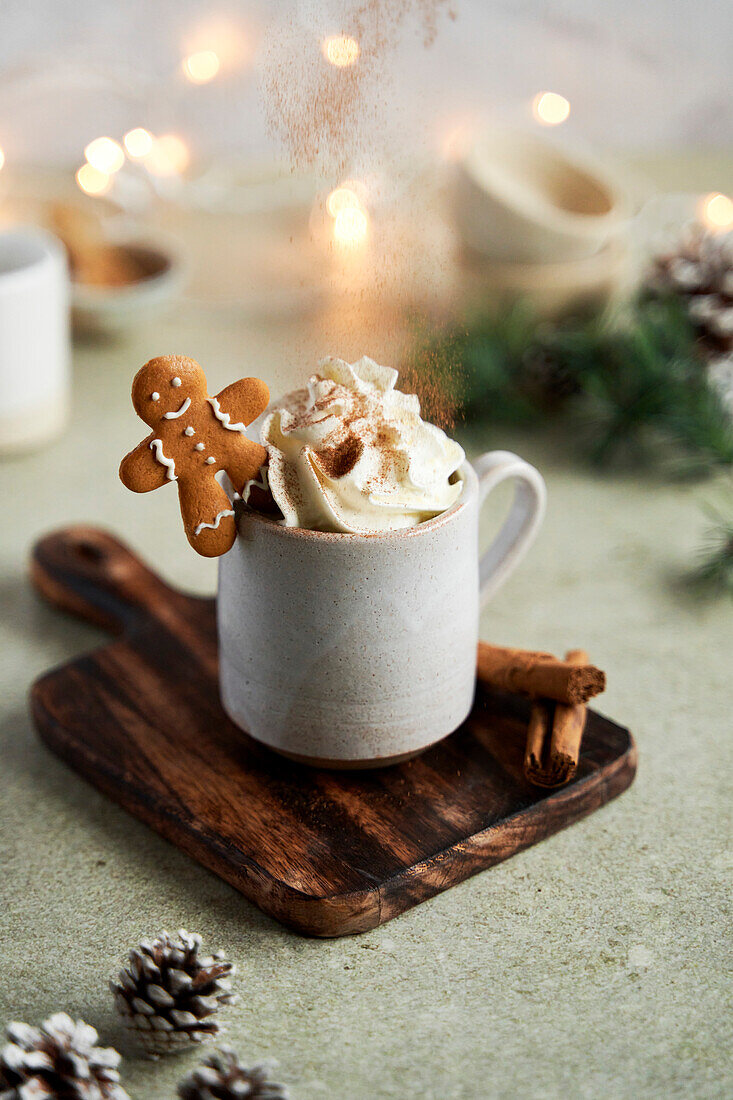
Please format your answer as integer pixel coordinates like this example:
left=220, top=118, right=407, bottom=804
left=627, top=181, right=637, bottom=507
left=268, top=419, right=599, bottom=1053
left=1, top=290, right=732, bottom=1099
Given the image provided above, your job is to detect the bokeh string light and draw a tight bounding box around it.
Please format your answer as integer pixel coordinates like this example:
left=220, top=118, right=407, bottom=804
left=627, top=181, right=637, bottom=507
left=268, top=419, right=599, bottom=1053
left=333, top=205, right=368, bottom=246
left=65, top=16, right=585, bottom=226
left=84, top=136, right=125, bottom=174
left=326, top=185, right=363, bottom=218
left=326, top=185, right=369, bottom=247
left=123, top=128, right=154, bottom=159
left=183, top=50, right=221, bottom=84
left=700, top=192, right=733, bottom=232
left=532, top=91, right=571, bottom=126
left=75, top=129, right=191, bottom=198
left=144, top=134, right=190, bottom=176
left=322, top=35, right=360, bottom=67
left=69, top=25, right=227, bottom=200
left=0, top=145, right=5, bottom=172
left=76, top=163, right=111, bottom=196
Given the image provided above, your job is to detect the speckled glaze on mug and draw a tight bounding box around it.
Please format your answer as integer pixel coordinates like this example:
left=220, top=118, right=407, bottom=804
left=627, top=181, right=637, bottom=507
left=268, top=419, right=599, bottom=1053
left=217, top=451, right=546, bottom=767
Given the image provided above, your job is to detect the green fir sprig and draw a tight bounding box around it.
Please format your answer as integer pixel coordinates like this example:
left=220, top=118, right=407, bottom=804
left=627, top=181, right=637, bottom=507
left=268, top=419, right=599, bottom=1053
left=408, top=296, right=733, bottom=476
left=689, top=491, right=733, bottom=596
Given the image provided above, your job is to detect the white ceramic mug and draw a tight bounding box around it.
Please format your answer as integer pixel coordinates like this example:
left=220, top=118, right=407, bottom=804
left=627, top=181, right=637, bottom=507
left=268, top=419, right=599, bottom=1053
left=218, top=451, right=546, bottom=768
left=0, top=227, right=70, bottom=453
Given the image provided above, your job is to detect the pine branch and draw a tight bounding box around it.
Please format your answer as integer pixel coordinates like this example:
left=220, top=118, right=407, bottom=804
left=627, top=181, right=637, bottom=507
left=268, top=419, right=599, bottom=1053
left=689, top=492, right=733, bottom=596
left=408, top=296, right=733, bottom=475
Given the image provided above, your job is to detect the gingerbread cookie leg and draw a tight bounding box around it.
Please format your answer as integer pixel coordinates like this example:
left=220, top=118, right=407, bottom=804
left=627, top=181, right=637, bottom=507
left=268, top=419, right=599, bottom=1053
left=178, top=475, right=238, bottom=558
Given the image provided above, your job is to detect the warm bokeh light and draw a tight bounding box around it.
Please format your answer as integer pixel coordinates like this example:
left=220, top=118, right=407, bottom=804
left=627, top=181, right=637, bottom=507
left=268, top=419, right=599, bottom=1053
left=76, top=163, right=111, bottom=196
left=532, top=91, right=571, bottom=126
left=440, top=122, right=474, bottom=163
left=0, top=146, right=5, bottom=172
left=699, top=192, right=733, bottom=232
left=183, top=20, right=249, bottom=72
left=333, top=205, right=368, bottom=247
left=123, top=127, right=154, bottom=159
left=84, top=136, right=125, bottom=174
left=183, top=49, right=221, bottom=84
left=323, top=35, right=360, bottom=67
left=326, top=186, right=363, bottom=218
left=144, top=134, right=190, bottom=176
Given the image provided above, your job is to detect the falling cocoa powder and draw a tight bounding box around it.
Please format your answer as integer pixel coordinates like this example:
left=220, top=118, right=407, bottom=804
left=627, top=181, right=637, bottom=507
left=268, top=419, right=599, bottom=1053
left=399, top=334, right=462, bottom=429
left=260, top=0, right=459, bottom=429
left=261, top=0, right=452, bottom=176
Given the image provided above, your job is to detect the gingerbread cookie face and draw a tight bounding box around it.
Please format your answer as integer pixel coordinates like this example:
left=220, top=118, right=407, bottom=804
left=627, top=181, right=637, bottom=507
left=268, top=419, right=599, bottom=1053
left=132, top=355, right=208, bottom=429
left=120, top=355, right=269, bottom=557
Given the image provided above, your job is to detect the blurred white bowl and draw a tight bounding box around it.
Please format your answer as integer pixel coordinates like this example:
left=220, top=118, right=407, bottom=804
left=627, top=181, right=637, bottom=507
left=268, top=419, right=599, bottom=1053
left=70, top=230, right=186, bottom=337
left=452, top=125, right=630, bottom=264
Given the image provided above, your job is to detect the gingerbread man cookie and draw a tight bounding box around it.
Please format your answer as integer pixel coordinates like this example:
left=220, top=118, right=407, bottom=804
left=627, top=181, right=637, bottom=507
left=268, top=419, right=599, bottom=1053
left=120, top=355, right=269, bottom=557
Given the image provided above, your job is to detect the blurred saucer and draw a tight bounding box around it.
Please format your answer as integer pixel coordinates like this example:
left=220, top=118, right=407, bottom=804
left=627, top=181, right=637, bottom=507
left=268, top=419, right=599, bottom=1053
left=455, top=235, right=633, bottom=318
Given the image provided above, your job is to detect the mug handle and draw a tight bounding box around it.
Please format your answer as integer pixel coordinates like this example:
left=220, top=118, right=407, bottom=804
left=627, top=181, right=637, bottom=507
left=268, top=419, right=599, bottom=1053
left=473, top=450, right=546, bottom=607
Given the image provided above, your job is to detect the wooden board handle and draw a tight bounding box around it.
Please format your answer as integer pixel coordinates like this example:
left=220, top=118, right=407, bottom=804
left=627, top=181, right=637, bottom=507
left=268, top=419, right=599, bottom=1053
left=31, top=526, right=179, bottom=635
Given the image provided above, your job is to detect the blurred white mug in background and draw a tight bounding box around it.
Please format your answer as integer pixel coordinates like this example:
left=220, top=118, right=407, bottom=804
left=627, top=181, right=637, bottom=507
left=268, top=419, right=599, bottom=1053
left=0, top=227, right=70, bottom=453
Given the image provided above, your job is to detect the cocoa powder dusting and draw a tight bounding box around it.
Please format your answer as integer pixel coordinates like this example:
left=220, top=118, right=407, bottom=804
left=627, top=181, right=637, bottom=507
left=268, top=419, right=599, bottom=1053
left=316, top=433, right=364, bottom=478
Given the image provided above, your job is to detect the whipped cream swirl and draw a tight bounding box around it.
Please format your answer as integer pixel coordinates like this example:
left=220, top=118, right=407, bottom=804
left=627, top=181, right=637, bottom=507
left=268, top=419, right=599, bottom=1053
left=260, top=356, right=464, bottom=533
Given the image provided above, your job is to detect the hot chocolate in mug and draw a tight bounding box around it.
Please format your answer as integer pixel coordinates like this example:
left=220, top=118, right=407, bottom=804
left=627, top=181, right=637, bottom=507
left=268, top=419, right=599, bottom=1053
left=218, top=451, right=546, bottom=767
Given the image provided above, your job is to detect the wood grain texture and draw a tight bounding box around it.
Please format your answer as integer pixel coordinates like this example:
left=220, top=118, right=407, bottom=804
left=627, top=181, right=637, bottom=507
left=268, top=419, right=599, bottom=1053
left=29, top=527, right=637, bottom=938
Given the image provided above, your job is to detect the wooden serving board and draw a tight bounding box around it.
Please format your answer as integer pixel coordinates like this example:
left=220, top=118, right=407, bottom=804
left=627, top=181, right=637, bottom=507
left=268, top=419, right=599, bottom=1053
left=29, top=527, right=636, bottom=938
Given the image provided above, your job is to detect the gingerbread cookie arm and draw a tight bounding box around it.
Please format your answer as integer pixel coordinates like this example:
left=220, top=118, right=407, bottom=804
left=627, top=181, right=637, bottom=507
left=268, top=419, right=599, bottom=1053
left=119, top=436, right=172, bottom=493
left=177, top=474, right=237, bottom=558
left=211, top=377, right=270, bottom=431
left=224, top=439, right=268, bottom=495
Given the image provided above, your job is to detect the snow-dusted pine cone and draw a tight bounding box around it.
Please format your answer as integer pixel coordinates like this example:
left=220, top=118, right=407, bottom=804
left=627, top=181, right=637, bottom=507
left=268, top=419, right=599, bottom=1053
left=177, top=1049, right=287, bottom=1100
left=0, top=1012, right=129, bottom=1100
left=648, top=223, right=733, bottom=416
left=649, top=224, right=733, bottom=357
left=110, top=930, right=237, bottom=1057
left=707, top=355, right=733, bottom=417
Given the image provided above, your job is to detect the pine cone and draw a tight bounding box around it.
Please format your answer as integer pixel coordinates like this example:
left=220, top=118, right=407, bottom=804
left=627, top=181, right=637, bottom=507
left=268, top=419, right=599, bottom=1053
left=708, top=354, right=733, bottom=416
left=520, top=347, right=582, bottom=409
left=0, top=1012, right=129, bottom=1100
left=177, top=1049, right=287, bottom=1100
left=110, top=930, right=237, bottom=1057
left=650, top=224, right=733, bottom=357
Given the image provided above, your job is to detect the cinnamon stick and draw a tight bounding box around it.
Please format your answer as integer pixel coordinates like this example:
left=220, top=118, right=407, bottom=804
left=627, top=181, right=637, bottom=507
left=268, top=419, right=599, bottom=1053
left=525, top=700, right=553, bottom=780
left=524, top=650, right=589, bottom=788
left=477, top=642, right=605, bottom=705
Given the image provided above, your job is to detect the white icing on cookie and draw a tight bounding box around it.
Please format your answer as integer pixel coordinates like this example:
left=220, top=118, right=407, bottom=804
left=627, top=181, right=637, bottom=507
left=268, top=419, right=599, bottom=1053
left=205, top=456, right=216, bottom=465
left=194, top=509, right=234, bottom=536
left=208, top=396, right=247, bottom=432
left=195, top=442, right=204, bottom=451
left=172, top=377, right=182, bottom=387
left=241, top=465, right=270, bottom=503
left=184, top=426, right=195, bottom=436
left=149, top=438, right=176, bottom=480
left=163, top=397, right=191, bottom=419
left=151, top=392, right=160, bottom=401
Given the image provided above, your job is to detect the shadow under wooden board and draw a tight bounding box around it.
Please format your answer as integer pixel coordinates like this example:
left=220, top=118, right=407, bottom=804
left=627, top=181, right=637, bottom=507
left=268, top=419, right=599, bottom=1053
left=29, top=527, right=636, bottom=938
